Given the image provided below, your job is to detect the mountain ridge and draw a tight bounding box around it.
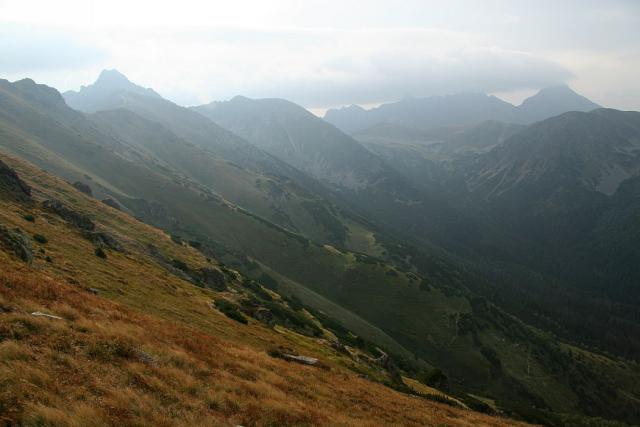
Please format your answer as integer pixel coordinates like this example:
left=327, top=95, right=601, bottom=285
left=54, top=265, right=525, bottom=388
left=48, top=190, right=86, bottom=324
left=324, top=85, right=601, bottom=134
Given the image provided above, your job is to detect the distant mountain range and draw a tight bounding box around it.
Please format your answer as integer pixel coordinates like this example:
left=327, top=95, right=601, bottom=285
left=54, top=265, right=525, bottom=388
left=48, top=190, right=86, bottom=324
left=192, top=96, right=405, bottom=191
left=324, top=85, right=601, bottom=134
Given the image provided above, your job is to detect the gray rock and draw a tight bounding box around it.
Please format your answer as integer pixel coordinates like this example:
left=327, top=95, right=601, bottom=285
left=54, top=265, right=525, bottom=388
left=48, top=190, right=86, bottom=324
left=282, top=354, right=319, bottom=366
left=43, top=199, right=95, bottom=231
left=31, top=311, right=63, bottom=320
left=200, top=267, right=227, bottom=290
left=135, top=349, right=158, bottom=366
left=0, top=225, right=33, bottom=263
left=82, top=230, right=124, bottom=252
left=72, top=181, right=93, bottom=196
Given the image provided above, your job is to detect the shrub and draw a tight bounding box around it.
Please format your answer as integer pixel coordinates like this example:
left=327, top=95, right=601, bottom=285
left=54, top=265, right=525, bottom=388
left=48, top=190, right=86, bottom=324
left=263, top=300, right=322, bottom=337
left=33, top=234, right=48, bottom=244
left=418, top=368, right=449, bottom=389
left=23, top=214, right=35, bottom=222
left=419, top=278, right=431, bottom=291
left=45, top=256, right=52, bottom=263
left=171, top=259, right=189, bottom=272
left=214, top=299, right=248, bottom=324
left=241, top=279, right=272, bottom=301
left=95, top=247, right=107, bottom=259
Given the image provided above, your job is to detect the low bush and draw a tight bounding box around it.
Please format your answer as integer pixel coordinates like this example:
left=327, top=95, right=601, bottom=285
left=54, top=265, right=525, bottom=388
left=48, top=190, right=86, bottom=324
left=33, top=234, right=48, bottom=244
left=95, top=247, right=107, bottom=259
left=171, top=259, right=189, bottom=272
left=214, top=299, right=248, bottom=324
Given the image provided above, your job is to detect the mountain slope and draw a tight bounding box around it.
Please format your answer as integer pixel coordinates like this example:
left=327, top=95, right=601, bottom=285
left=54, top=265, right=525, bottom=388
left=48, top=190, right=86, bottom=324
left=88, top=108, right=361, bottom=247
left=467, top=109, right=640, bottom=203
left=63, top=71, right=383, bottom=249
left=453, top=109, right=640, bottom=358
left=190, top=94, right=484, bottom=262
left=64, top=70, right=302, bottom=178
left=0, top=153, right=534, bottom=427
left=193, top=96, right=409, bottom=192
left=464, top=109, right=640, bottom=288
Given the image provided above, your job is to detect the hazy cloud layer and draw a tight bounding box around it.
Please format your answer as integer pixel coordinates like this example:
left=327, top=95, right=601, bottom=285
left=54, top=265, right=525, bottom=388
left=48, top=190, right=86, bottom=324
left=0, top=24, right=107, bottom=73
left=0, top=0, right=638, bottom=110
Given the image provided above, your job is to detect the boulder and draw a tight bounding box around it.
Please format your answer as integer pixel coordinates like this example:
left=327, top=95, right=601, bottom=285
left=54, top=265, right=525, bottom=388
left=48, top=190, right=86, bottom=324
left=0, top=225, right=33, bottom=263
left=282, top=354, right=320, bottom=366
left=82, top=230, right=124, bottom=252
left=200, top=267, right=227, bottom=290
left=31, top=311, right=63, bottom=320
left=72, top=181, right=93, bottom=196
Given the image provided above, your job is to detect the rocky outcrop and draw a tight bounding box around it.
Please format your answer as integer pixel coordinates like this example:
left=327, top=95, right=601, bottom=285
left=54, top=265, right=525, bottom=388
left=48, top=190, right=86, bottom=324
left=82, top=230, right=124, bottom=252
left=200, top=267, right=227, bottom=290
left=0, top=225, right=33, bottom=263
left=72, top=181, right=93, bottom=196
left=0, top=160, right=31, bottom=201
left=43, top=199, right=95, bottom=231
left=43, top=199, right=123, bottom=251
left=253, top=308, right=274, bottom=325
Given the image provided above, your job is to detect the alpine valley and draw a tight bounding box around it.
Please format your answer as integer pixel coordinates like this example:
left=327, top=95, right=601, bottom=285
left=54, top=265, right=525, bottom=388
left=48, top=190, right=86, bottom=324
left=1, top=69, right=639, bottom=427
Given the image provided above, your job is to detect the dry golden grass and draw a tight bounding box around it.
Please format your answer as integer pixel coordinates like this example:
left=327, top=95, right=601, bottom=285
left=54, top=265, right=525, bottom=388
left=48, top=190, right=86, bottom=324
left=0, top=154, right=533, bottom=426
left=0, top=270, right=533, bottom=427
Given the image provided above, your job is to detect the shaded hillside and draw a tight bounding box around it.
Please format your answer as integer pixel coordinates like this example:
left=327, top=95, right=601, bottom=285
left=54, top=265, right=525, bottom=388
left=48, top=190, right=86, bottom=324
left=64, top=70, right=307, bottom=179
left=190, top=92, right=480, bottom=264
left=452, top=109, right=640, bottom=358
left=193, top=96, right=405, bottom=192
left=89, top=108, right=358, bottom=247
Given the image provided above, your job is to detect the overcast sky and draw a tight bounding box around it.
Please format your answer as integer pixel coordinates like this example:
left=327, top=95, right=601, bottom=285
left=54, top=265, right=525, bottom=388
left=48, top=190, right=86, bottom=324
left=1, top=0, right=639, bottom=113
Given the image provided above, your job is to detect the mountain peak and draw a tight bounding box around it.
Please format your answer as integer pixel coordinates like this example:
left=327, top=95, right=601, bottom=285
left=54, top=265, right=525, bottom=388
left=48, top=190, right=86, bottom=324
left=63, top=69, right=162, bottom=113
left=95, top=69, right=132, bottom=87
left=521, top=84, right=599, bottom=108
left=8, top=78, right=65, bottom=107
left=517, top=84, right=600, bottom=122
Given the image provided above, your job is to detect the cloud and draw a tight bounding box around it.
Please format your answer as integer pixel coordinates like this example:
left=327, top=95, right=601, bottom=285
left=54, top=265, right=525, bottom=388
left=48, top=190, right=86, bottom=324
left=91, top=27, right=571, bottom=108
left=0, top=24, right=108, bottom=73
left=0, top=0, right=637, bottom=110
left=244, top=36, right=573, bottom=107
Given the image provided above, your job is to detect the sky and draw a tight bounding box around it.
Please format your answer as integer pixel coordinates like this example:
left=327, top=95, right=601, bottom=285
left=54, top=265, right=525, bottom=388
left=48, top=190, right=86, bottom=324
left=1, top=0, right=639, bottom=114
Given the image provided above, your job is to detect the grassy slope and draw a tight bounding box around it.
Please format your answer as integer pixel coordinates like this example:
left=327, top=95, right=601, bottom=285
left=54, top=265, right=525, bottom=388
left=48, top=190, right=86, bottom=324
left=0, top=154, right=531, bottom=427
left=90, top=109, right=357, bottom=247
